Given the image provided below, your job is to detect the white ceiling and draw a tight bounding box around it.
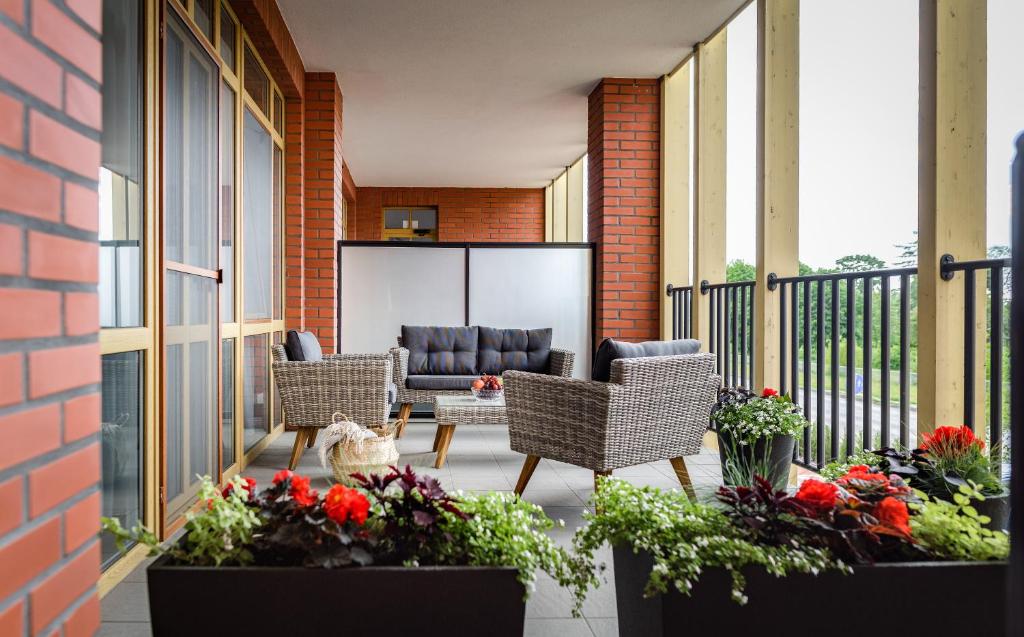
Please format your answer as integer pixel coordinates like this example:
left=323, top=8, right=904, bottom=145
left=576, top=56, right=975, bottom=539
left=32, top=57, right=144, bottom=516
left=278, top=0, right=746, bottom=188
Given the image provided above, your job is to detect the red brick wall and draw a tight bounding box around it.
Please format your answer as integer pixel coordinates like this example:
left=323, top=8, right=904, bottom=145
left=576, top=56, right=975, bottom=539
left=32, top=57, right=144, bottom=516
left=0, top=1, right=103, bottom=635
left=349, top=187, right=545, bottom=242
left=283, top=96, right=304, bottom=333
left=301, top=73, right=344, bottom=352
left=588, top=78, right=661, bottom=343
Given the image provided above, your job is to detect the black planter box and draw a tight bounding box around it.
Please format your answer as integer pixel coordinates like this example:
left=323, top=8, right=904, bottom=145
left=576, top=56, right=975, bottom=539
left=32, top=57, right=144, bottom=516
left=148, top=554, right=525, bottom=636
left=613, top=546, right=1007, bottom=636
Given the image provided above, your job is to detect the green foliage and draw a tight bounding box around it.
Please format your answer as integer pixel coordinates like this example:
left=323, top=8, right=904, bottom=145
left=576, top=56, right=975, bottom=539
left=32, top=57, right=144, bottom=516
left=834, top=254, right=886, bottom=273
left=444, top=492, right=592, bottom=600
left=909, top=486, right=1009, bottom=561
left=102, top=475, right=261, bottom=566
left=726, top=259, right=756, bottom=282
left=818, top=450, right=881, bottom=482
left=570, top=480, right=848, bottom=609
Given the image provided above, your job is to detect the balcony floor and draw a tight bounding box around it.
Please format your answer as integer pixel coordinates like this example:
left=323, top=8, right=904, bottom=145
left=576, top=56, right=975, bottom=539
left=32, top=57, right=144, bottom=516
left=99, top=420, right=725, bottom=636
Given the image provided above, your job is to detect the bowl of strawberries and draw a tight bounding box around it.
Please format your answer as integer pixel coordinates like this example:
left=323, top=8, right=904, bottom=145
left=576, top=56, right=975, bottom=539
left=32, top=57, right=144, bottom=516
left=470, top=375, right=503, bottom=401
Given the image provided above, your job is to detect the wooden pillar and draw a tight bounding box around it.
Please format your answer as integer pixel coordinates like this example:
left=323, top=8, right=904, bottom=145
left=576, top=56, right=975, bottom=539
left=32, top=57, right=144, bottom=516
left=660, top=61, right=693, bottom=340
left=566, top=158, right=585, bottom=242
left=693, top=34, right=728, bottom=351
left=544, top=183, right=553, bottom=241
left=552, top=170, right=568, bottom=242
left=753, top=0, right=799, bottom=392
left=917, top=0, right=987, bottom=441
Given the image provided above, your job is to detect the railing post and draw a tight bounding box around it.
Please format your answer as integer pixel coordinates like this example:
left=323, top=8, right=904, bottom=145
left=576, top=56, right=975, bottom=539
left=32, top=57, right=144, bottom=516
left=752, top=0, right=799, bottom=392
left=660, top=61, right=693, bottom=340
left=1008, top=131, right=1024, bottom=637
left=692, top=33, right=728, bottom=352
left=917, top=0, right=987, bottom=443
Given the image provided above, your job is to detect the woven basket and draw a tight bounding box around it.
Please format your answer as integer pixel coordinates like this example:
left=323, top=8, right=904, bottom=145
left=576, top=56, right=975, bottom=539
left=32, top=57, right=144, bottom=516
left=321, top=413, right=401, bottom=484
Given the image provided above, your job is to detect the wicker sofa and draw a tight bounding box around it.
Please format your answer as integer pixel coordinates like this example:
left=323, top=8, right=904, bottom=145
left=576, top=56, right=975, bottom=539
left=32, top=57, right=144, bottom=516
left=504, top=347, right=719, bottom=498
left=389, top=325, right=575, bottom=437
left=271, top=344, right=394, bottom=470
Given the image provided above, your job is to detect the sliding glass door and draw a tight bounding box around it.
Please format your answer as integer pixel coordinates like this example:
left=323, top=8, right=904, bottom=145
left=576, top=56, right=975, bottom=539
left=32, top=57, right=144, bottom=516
left=162, top=7, right=220, bottom=525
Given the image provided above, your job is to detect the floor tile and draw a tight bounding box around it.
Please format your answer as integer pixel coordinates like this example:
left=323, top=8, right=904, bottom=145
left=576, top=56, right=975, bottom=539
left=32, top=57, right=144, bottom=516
left=523, top=618, right=594, bottom=637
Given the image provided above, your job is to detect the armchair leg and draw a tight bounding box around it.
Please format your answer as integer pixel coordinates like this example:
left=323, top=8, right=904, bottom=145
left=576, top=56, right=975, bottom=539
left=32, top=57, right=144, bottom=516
left=514, top=455, right=541, bottom=496
left=288, top=429, right=310, bottom=471
left=305, top=428, right=318, bottom=448
left=395, top=404, right=413, bottom=438
left=669, top=457, right=697, bottom=501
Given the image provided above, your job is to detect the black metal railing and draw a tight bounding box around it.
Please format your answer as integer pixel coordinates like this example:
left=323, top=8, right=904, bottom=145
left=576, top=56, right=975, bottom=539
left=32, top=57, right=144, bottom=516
left=768, top=267, right=917, bottom=469
left=665, top=284, right=693, bottom=340
left=939, top=254, right=1013, bottom=461
left=702, top=280, right=756, bottom=391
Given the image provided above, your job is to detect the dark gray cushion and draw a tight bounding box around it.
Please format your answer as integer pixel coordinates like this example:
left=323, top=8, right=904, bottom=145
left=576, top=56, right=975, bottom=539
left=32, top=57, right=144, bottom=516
left=591, top=338, right=701, bottom=382
left=387, top=382, right=397, bottom=405
left=405, top=375, right=479, bottom=391
left=285, top=330, right=323, bottom=362
left=401, top=325, right=479, bottom=375
left=478, top=327, right=552, bottom=374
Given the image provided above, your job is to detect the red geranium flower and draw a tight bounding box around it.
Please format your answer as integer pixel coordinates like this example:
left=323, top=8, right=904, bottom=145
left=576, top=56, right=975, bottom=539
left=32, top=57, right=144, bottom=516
left=762, top=388, right=779, bottom=397
left=273, top=469, right=293, bottom=484
left=921, top=425, right=984, bottom=455
left=289, top=474, right=318, bottom=507
left=323, top=484, right=371, bottom=525
left=873, top=496, right=911, bottom=535
left=222, top=476, right=257, bottom=501
left=793, top=479, right=839, bottom=514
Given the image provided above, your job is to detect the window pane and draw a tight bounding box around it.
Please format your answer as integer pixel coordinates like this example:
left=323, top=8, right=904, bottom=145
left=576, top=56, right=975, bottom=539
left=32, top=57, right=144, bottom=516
left=272, top=331, right=283, bottom=428
left=164, top=272, right=218, bottom=519
left=194, top=0, right=214, bottom=41
left=273, top=146, right=282, bottom=320
left=244, top=333, right=269, bottom=450
left=243, top=44, right=269, bottom=115
left=273, top=91, right=283, bottom=133
left=221, top=82, right=235, bottom=321
left=222, top=339, right=235, bottom=467
left=411, top=209, right=437, bottom=230
left=243, top=109, right=272, bottom=319
left=165, top=11, right=219, bottom=270
left=99, top=0, right=142, bottom=328
left=219, top=6, right=235, bottom=71
left=384, top=209, right=408, bottom=229
left=100, top=351, right=143, bottom=569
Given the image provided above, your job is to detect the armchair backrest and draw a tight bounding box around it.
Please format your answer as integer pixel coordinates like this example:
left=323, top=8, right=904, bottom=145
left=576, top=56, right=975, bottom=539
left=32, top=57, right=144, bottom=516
left=609, top=352, right=717, bottom=388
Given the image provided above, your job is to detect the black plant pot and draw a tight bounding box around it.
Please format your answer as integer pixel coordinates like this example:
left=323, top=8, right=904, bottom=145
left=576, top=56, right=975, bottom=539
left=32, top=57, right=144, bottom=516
left=147, top=555, right=525, bottom=636
left=974, top=491, right=1010, bottom=530
left=716, top=430, right=795, bottom=490
left=613, top=546, right=1007, bottom=636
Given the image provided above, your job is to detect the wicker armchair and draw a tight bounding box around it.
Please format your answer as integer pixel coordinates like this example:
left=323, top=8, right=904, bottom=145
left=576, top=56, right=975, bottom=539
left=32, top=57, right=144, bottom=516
left=271, top=346, right=394, bottom=470
left=388, top=343, right=574, bottom=437
left=504, top=353, right=719, bottom=497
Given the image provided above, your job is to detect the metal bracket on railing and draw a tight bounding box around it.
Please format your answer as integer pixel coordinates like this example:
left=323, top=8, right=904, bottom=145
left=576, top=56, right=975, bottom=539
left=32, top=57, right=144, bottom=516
left=940, top=254, right=956, bottom=281
left=666, top=283, right=674, bottom=296
left=766, top=272, right=779, bottom=291
left=699, top=280, right=710, bottom=295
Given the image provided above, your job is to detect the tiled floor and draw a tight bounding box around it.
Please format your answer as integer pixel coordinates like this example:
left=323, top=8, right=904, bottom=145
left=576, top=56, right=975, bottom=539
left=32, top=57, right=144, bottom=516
left=99, top=419, right=724, bottom=637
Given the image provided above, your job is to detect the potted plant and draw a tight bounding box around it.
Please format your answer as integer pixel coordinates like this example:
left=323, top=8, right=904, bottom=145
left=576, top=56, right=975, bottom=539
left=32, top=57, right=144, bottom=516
left=711, top=387, right=807, bottom=489
left=103, top=466, right=580, bottom=636
left=870, top=425, right=1008, bottom=529
left=570, top=474, right=1008, bottom=636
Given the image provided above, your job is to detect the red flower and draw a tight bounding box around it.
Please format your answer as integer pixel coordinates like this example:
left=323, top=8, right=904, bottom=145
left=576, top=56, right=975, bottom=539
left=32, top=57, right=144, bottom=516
left=873, top=496, right=911, bottom=535
left=323, top=484, right=370, bottom=525
left=761, top=388, right=779, bottom=398
left=921, top=425, right=984, bottom=455
left=793, top=479, right=839, bottom=514
left=273, top=469, right=293, bottom=484
left=289, top=474, right=319, bottom=507
left=222, top=477, right=257, bottom=501
left=846, top=465, right=871, bottom=474
left=838, top=466, right=888, bottom=484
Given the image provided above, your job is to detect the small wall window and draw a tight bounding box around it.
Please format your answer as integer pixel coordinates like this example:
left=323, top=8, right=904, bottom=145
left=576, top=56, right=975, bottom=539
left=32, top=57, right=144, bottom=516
left=243, top=43, right=269, bottom=115
left=382, top=207, right=438, bottom=242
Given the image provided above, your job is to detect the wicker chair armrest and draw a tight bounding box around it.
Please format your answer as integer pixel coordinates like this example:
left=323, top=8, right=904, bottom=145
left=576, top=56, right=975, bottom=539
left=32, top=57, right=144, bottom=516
left=389, top=347, right=409, bottom=387
left=504, top=370, right=613, bottom=455
left=609, top=353, right=717, bottom=386
left=548, top=348, right=575, bottom=378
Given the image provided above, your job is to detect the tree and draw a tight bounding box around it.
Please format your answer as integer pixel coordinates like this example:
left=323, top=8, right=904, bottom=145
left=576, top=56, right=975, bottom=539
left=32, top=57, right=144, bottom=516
left=726, top=259, right=755, bottom=282
left=834, top=254, right=886, bottom=273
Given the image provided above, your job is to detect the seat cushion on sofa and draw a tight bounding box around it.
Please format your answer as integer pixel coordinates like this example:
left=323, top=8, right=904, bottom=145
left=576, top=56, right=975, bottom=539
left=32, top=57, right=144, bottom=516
left=591, top=338, right=701, bottom=382
left=402, top=326, right=479, bottom=375
left=285, top=330, right=323, bottom=362
left=477, top=327, right=552, bottom=374
left=405, top=375, right=479, bottom=391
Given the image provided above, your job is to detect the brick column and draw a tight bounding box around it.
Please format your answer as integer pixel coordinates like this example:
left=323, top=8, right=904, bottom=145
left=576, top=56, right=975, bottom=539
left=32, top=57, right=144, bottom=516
left=302, top=73, right=345, bottom=352
left=284, top=97, right=304, bottom=332
left=0, top=1, right=102, bottom=635
left=587, top=78, right=661, bottom=344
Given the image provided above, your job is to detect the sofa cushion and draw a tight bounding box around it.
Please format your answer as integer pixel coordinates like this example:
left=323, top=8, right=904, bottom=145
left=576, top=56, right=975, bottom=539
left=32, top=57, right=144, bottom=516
left=405, top=375, right=479, bottom=391
left=478, top=327, right=552, bottom=374
left=402, top=325, right=479, bottom=375
left=285, top=330, right=323, bottom=362
left=591, top=338, right=701, bottom=382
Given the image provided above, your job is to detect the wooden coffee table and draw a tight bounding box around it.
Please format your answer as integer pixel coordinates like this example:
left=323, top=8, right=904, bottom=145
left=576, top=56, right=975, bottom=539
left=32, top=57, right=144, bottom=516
left=432, top=395, right=508, bottom=468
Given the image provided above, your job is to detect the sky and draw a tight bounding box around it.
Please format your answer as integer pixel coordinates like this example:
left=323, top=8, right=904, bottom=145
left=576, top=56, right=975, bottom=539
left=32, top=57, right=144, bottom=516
left=722, top=0, right=1023, bottom=270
